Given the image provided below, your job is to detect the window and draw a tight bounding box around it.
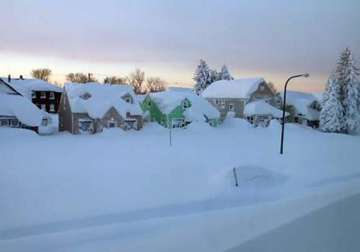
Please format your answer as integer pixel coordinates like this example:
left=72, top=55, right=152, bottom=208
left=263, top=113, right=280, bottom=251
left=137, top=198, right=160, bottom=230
left=80, top=92, right=92, bottom=100
left=49, top=104, right=55, bottom=112
left=259, top=85, right=265, bottom=91
left=0, top=120, right=9, bottom=127
left=215, top=99, right=221, bottom=105
left=41, top=118, right=49, bottom=126
left=40, top=92, right=46, bottom=99
left=32, top=91, right=37, bottom=99
left=41, top=104, right=46, bottom=111
left=49, top=92, right=55, bottom=100
left=10, top=119, right=19, bottom=127
left=228, top=104, right=234, bottom=111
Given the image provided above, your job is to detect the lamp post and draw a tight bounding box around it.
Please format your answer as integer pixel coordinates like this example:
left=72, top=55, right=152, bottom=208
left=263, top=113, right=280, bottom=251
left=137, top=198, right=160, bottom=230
left=280, top=73, right=309, bottom=155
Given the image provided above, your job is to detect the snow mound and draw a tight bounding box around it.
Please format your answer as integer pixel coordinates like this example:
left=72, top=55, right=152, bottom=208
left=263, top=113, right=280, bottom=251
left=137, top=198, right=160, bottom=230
left=232, top=166, right=287, bottom=189
left=244, top=100, right=286, bottom=118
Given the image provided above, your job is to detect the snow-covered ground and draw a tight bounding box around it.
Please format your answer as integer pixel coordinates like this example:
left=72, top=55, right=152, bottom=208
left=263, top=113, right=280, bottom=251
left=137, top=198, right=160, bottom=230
left=0, top=119, right=359, bottom=251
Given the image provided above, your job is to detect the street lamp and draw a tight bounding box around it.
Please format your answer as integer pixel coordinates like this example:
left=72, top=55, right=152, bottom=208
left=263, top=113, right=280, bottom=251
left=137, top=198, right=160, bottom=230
left=280, top=73, right=309, bottom=155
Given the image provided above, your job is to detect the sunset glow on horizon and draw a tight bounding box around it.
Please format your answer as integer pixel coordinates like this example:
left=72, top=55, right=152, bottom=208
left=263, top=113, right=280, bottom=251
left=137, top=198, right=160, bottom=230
left=1, top=0, right=359, bottom=93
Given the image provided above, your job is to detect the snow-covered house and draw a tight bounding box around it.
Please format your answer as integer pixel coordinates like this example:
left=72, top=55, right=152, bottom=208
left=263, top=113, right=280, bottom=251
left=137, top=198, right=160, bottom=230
left=284, top=91, right=321, bottom=128
left=2, top=77, right=63, bottom=114
left=202, top=78, right=278, bottom=119
left=141, top=90, right=220, bottom=128
left=170, top=89, right=221, bottom=126
left=0, top=92, right=49, bottom=132
left=59, top=83, right=143, bottom=134
left=0, top=78, right=59, bottom=134
left=244, top=100, right=288, bottom=127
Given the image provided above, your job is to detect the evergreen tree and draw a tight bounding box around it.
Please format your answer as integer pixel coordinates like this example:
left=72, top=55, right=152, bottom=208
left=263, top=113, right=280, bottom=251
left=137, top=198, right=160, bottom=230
left=210, top=69, right=220, bottom=83
left=320, top=77, right=345, bottom=132
left=218, top=65, right=233, bottom=80
left=335, top=48, right=360, bottom=133
left=193, top=59, right=212, bottom=95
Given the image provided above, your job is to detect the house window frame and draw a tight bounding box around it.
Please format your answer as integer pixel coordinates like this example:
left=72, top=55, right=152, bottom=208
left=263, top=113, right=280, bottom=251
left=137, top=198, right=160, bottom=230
left=49, top=104, right=55, bottom=112
left=228, top=103, right=234, bottom=111
left=49, top=92, right=55, bottom=100
left=40, top=91, right=46, bottom=99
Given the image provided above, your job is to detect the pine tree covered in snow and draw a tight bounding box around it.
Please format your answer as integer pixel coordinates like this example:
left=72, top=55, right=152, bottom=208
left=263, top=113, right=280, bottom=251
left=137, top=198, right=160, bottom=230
left=218, top=65, right=233, bottom=80
left=335, top=48, right=360, bottom=133
left=320, top=77, right=345, bottom=132
left=320, top=48, right=360, bottom=134
left=193, top=59, right=212, bottom=95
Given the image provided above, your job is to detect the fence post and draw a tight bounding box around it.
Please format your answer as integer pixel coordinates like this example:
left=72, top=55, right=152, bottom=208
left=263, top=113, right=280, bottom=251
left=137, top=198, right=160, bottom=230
left=233, top=167, right=239, bottom=187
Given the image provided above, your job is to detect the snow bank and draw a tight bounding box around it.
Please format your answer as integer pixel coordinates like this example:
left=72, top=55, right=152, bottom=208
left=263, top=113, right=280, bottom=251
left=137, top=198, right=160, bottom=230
left=65, top=83, right=142, bottom=118
left=202, top=78, right=265, bottom=99
left=0, top=93, right=43, bottom=126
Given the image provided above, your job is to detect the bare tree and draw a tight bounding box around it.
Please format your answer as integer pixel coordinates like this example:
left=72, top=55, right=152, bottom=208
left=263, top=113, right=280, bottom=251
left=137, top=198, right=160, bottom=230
left=103, top=76, right=128, bottom=85
left=147, top=77, right=166, bottom=93
left=31, top=68, right=52, bottom=81
left=66, top=73, right=98, bottom=83
left=129, top=69, right=146, bottom=94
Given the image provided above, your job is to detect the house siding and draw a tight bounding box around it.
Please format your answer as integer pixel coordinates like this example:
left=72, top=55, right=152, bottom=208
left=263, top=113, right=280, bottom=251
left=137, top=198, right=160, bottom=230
left=206, top=82, right=276, bottom=120
left=58, top=92, right=73, bottom=133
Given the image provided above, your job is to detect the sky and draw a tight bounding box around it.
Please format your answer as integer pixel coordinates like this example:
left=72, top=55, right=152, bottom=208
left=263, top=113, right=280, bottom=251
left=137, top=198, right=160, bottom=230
left=0, top=0, right=359, bottom=92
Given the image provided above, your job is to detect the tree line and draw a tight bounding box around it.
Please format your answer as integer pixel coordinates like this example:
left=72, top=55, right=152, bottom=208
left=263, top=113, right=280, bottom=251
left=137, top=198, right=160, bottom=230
left=30, top=68, right=166, bottom=94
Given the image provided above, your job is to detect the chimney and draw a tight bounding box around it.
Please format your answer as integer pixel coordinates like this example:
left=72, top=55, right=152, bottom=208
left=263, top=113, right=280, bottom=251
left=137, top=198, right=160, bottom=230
left=19, top=75, right=24, bottom=80
left=7, top=74, right=11, bottom=82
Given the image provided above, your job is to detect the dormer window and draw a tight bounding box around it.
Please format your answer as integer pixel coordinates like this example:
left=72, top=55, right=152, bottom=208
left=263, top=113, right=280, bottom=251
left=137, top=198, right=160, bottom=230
left=122, top=94, right=133, bottom=104
left=80, top=92, right=92, bottom=100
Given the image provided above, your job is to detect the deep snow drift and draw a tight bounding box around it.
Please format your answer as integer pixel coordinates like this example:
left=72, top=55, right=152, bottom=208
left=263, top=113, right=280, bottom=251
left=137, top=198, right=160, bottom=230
left=0, top=119, right=359, bottom=251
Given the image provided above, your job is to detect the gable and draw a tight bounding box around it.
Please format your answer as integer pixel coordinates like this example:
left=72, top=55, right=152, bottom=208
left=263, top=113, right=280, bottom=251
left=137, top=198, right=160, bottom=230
left=102, top=107, right=123, bottom=121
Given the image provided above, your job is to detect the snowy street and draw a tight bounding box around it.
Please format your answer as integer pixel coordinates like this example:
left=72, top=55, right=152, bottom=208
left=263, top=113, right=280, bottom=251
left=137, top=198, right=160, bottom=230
left=0, top=119, right=359, bottom=251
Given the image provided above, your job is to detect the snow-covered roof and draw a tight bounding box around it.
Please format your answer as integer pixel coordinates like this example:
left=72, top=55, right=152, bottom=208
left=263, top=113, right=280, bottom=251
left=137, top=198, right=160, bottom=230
left=0, top=80, right=18, bottom=94
left=0, top=93, right=43, bottom=126
left=202, top=78, right=265, bottom=99
left=150, top=91, right=188, bottom=114
left=2, top=78, right=63, bottom=99
left=65, top=83, right=142, bottom=118
left=149, top=90, right=220, bottom=120
left=181, top=92, right=220, bottom=121
left=168, top=86, right=193, bottom=93
left=284, top=91, right=320, bottom=120
left=244, top=100, right=286, bottom=118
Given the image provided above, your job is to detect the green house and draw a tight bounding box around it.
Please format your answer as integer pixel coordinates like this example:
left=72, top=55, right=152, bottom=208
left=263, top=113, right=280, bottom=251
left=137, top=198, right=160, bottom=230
left=141, top=93, right=191, bottom=128
left=141, top=90, right=222, bottom=128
